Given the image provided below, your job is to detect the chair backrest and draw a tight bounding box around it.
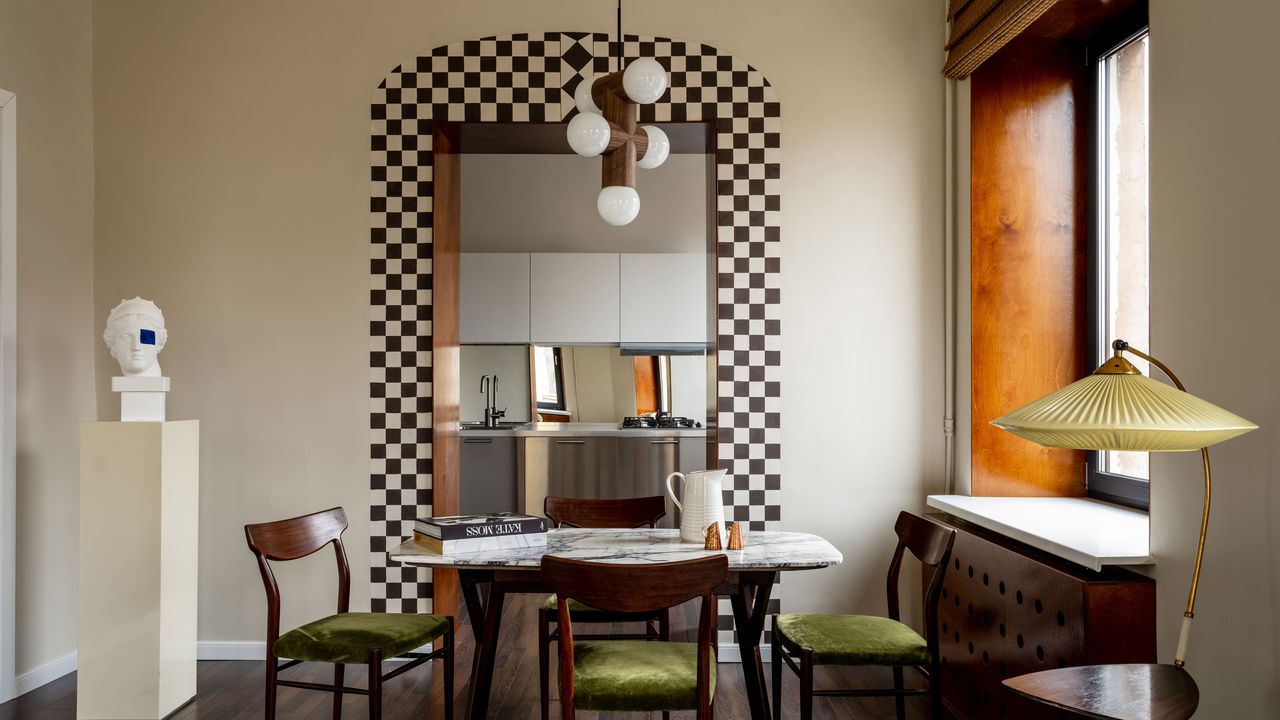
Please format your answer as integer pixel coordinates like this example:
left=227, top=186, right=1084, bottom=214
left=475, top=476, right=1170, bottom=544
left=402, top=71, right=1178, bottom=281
left=885, top=511, right=956, bottom=656
left=544, top=495, right=667, bottom=529
left=244, top=507, right=352, bottom=645
left=543, top=555, right=727, bottom=717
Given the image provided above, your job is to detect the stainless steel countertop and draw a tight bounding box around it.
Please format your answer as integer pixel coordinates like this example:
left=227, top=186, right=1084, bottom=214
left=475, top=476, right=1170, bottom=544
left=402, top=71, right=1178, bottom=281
left=460, top=422, right=708, bottom=439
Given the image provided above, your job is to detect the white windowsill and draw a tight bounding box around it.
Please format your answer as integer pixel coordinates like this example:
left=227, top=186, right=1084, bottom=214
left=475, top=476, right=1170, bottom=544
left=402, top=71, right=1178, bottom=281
left=925, top=495, right=1152, bottom=571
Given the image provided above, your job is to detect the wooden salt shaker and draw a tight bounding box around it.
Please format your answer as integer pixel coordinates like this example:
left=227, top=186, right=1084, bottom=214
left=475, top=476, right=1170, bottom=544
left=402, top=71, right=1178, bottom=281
left=703, top=522, right=723, bottom=550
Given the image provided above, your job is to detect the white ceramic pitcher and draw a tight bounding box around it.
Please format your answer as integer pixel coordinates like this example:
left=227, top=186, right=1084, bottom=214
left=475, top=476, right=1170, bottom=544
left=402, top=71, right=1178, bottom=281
left=665, top=469, right=728, bottom=545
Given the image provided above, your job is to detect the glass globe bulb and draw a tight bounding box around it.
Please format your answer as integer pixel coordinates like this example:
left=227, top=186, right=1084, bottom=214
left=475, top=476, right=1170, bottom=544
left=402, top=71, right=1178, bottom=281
left=597, top=186, right=641, bottom=226
left=565, top=112, right=611, bottom=157
left=574, top=75, right=601, bottom=114
left=622, top=58, right=668, bottom=105
left=636, top=125, right=670, bottom=170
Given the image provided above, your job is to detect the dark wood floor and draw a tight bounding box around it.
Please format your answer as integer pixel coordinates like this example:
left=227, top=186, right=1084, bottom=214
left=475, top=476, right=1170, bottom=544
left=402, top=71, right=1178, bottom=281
left=2, top=594, right=936, bottom=719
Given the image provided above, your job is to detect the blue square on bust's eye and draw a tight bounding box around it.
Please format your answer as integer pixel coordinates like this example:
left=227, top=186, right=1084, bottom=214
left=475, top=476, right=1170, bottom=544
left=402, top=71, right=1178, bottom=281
left=140, top=329, right=156, bottom=346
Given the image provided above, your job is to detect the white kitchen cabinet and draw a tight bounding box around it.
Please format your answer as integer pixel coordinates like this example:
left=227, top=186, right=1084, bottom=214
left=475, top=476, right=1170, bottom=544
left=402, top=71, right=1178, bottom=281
left=530, top=253, right=620, bottom=344
left=619, top=253, right=707, bottom=344
left=461, top=253, right=530, bottom=343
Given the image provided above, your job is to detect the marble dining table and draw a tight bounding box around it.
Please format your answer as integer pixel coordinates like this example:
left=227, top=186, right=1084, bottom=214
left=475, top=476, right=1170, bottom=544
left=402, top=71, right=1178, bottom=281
left=390, top=527, right=844, bottom=720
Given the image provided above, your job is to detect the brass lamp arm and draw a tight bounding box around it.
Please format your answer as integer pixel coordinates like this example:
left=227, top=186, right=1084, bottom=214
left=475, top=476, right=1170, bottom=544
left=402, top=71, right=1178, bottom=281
left=1113, top=339, right=1208, bottom=669
left=1113, top=339, right=1187, bottom=391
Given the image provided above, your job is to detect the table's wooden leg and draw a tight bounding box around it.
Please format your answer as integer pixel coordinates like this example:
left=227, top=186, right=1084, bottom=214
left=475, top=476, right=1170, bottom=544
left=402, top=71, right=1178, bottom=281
left=459, top=570, right=504, bottom=720
left=728, top=571, right=777, bottom=720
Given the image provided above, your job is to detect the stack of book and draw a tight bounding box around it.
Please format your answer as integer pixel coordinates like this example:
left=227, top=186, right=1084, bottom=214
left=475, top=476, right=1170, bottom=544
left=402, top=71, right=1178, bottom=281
left=413, top=512, right=548, bottom=555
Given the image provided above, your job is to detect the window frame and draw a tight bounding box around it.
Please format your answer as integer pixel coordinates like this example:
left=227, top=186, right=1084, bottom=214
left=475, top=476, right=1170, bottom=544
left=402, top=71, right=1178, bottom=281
left=1086, top=17, right=1152, bottom=511
left=534, top=346, right=566, bottom=412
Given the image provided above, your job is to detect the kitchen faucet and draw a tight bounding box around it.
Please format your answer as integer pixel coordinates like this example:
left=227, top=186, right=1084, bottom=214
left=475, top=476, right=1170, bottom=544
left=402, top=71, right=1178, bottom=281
left=480, top=374, right=506, bottom=428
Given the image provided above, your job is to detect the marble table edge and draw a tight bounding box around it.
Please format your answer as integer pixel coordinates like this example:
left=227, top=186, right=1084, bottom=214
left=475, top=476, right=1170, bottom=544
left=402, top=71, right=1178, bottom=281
left=387, top=528, right=844, bottom=569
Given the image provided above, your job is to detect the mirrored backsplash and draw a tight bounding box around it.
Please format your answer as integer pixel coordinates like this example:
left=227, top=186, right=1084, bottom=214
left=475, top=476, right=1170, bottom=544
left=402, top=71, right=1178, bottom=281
left=460, top=345, right=707, bottom=426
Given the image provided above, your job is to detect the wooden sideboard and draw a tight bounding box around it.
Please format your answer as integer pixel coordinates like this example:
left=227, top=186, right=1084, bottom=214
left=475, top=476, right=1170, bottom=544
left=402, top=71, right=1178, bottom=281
left=924, top=513, right=1156, bottom=719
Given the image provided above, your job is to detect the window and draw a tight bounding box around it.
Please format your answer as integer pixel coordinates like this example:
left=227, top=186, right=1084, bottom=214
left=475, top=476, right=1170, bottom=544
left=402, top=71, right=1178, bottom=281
left=1089, top=28, right=1151, bottom=509
left=533, top=346, right=565, bottom=411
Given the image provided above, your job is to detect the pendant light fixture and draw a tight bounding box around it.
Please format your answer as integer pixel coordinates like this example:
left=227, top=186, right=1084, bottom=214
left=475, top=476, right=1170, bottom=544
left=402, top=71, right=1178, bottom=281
left=566, top=0, right=670, bottom=226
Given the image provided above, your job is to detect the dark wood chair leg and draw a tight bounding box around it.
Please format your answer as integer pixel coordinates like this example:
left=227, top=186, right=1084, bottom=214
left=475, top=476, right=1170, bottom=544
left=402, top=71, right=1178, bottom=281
left=264, top=658, right=278, bottom=720
left=538, top=607, right=551, bottom=720
left=663, top=600, right=677, bottom=720
left=660, top=607, right=672, bottom=720
left=771, top=628, right=782, bottom=720
left=893, top=666, right=906, bottom=720
left=799, top=650, right=813, bottom=720
left=332, top=664, right=344, bottom=719
left=929, top=663, right=944, bottom=718
left=444, top=622, right=455, bottom=720
left=368, top=648, right=382, bottom=720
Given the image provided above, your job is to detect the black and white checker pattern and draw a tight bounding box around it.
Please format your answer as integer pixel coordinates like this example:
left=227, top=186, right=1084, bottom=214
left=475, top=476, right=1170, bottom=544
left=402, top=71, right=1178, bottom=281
left=370, top=33, right=782, bottom=630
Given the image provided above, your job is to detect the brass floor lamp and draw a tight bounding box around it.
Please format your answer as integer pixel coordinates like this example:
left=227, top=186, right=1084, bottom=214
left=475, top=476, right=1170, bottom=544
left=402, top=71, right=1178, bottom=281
left=991, top=340, right=1257, bottom=719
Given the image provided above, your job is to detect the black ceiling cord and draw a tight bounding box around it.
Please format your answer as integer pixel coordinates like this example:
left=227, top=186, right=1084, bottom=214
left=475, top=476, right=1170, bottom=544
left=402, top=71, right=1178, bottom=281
left=616, top=0, right=623, bottom=73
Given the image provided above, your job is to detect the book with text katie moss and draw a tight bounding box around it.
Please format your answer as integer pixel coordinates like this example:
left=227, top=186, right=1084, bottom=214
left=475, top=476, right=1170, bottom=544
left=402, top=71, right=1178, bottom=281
left=412, top=529, right=548, bottom=555
left=413, top=512, right=547, bottom=541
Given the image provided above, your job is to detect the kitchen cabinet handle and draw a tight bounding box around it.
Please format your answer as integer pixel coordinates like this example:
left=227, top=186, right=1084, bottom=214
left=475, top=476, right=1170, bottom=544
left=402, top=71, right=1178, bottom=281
left=463, top=438, right=494, bottom=444
left=555, top=439, right=587, bottom=445
left=650, top=439, right=680, bottom=445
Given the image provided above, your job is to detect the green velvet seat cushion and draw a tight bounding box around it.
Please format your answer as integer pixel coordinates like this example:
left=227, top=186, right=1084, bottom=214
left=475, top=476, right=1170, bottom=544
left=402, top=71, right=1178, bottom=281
left=273, top=612, right=449, bottom=665
left=571, top=640, right=713, bottom=712
left=542, top=594, right=663, bottom=624
left=774, top=614, right=930, bottom=667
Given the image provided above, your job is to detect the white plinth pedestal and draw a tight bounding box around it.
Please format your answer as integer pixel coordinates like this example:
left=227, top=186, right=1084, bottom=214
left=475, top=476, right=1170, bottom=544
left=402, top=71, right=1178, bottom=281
left=78, top=421, right=199, bottom=720
left=111, top=376, right=170, bottom=422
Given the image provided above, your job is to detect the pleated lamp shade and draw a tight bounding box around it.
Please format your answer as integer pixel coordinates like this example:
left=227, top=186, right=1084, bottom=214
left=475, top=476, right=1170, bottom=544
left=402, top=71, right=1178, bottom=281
left=993, top=358, right=1258, bottom=452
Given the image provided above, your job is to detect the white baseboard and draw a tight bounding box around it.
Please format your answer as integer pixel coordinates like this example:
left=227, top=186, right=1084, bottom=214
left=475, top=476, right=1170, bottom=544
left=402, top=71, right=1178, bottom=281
left=194, top=641, right=434, bottom=662
left=716, top=643, right=772, bottom=664
left=197, top=641, right=266, bottom=661
left=196, top=641, right=768, bottom=663
left=15, top=651, right=77, bottom=696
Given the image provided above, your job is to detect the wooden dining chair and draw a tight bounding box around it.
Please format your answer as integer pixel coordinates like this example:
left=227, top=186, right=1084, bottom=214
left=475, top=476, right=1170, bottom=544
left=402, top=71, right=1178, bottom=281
left=771, top=511, right=957, bottom=720
left=244, top=507, right=453, bottom=720
left=538, top=495, right=671, bottom=720
left=543, top=554, right=728, bottom=719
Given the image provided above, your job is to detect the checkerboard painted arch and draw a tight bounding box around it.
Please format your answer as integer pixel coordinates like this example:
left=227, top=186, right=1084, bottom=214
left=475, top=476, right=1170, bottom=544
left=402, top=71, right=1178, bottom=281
left=369, top=32, right=782, bottom=621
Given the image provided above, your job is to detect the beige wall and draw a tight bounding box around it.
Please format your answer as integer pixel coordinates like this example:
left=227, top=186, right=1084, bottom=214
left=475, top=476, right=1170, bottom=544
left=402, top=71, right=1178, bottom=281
left=1148, top=1, right=1280, bottom=715
left=90, top=0, right=944, bottom=645
left=0, top=0, right=96, bottom=677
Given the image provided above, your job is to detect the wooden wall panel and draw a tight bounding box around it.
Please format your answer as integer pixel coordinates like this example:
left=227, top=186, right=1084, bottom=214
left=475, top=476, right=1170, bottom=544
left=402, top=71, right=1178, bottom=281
left=970, top=38, right=1089, bottom=497
left=431, top=123, right=462, bottom=619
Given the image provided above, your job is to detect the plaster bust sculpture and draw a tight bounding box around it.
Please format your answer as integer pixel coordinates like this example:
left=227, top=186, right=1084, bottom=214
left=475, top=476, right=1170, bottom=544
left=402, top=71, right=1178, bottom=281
left=103, top=297, right=168, bottom=377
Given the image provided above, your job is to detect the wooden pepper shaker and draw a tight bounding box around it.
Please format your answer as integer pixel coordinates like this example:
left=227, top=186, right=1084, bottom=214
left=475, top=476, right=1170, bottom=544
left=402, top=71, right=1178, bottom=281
left=727, top=521, right=745, bottom=550
left=703, top=522, right=723, bottom=550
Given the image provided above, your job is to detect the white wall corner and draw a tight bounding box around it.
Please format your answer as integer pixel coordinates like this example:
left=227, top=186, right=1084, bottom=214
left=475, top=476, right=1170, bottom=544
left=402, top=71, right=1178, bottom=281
left=0, top=88, right=18, bottom=704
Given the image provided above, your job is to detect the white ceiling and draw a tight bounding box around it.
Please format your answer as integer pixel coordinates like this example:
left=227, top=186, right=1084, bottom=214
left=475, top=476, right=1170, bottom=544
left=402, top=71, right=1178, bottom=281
left=461, top=154, right=708, bottom=254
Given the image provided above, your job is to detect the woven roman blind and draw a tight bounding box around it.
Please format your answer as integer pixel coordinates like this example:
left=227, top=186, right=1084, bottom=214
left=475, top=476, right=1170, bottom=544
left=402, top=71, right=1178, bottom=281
left=943, top=0, right=1060, bottom=79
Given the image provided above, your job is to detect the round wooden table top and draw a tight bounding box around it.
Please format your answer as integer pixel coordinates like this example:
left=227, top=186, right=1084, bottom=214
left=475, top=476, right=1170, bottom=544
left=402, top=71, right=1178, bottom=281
left=1003, top=663, right=1199, bottom=720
